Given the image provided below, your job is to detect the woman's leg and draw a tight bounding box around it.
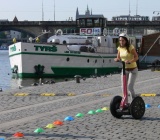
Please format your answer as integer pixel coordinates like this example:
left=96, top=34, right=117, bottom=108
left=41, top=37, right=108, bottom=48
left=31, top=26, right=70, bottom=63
left=128, top=68, right=138, bottom=100
left=121, top=70, right=129, bottom=96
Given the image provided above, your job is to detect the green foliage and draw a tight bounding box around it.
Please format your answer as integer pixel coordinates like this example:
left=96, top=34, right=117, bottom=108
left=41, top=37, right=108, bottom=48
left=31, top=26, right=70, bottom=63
left=0, top=32, right=7, bottom=39
left=21, top=32, right=28, bottom=38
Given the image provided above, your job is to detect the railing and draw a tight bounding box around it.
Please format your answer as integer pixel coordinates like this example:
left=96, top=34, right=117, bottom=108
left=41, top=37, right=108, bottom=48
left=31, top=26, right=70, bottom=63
left=0, top=20, right=160, bottom=26
left=106, top=21, right=160, bottom=25
left=0, top=21, right=76, bottom=26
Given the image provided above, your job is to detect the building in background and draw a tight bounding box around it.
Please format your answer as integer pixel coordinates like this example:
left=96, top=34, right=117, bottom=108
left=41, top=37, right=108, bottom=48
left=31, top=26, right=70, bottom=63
left=10, top=30, right=21, bottom=40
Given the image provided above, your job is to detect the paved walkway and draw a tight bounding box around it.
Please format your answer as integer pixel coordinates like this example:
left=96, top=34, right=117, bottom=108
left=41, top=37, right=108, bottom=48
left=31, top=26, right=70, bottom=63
left=0, top=70, right=160, bottom=140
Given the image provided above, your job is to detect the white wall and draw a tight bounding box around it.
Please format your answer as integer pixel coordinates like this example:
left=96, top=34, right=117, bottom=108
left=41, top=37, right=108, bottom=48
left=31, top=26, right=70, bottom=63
left=10, top=30, right=21, bottom=39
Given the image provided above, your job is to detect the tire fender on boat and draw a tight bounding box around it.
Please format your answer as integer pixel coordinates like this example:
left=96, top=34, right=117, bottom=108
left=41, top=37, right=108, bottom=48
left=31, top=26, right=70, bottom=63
left=12, top=65, right=18, bottom=73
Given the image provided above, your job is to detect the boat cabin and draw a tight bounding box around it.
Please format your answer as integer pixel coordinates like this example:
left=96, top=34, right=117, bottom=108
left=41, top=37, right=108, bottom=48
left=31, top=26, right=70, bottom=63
left=76, top=6, right=106, bottom=36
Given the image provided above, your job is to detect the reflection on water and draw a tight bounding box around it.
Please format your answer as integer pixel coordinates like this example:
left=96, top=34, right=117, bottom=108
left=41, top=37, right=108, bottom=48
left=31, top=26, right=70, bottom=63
left=0, top=50, right=74, bottom=91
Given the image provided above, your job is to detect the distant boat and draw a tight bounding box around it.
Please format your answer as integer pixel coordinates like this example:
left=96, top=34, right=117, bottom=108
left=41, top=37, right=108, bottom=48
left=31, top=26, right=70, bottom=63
left=0, top=45, right=8, bottom=50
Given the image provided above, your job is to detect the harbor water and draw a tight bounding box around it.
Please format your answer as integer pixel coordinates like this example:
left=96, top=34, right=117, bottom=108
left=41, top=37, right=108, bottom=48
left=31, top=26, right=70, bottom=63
left=0, top=51, right=12, bottom=90
left=0, top=51, right=73, bottom=91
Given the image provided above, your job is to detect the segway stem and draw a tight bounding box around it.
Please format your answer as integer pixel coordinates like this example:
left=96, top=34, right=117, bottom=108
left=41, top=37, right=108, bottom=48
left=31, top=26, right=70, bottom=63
left=120, top=61, right=128, bottom=108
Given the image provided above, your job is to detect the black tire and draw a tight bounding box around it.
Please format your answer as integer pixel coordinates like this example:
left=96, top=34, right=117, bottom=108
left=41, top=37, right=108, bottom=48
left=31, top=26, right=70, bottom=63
left=130, top=96, right=145, bottom=119
left=110, top=96, right=123, bottom=118
left=63, top=40, right=67, bottom=44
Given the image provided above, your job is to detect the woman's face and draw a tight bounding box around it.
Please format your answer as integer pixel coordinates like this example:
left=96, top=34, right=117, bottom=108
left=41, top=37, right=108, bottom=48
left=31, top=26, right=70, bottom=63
left=119, top=37, right=126, bottom=47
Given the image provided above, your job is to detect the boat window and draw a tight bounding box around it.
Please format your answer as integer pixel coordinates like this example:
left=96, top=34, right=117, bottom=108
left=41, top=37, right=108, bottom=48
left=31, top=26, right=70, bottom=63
left=79, top=19, right=85, bottom=26
left=87, top=59, right=89, bottom=63
left=76, top=19, right=79, bottom=27
left=63, top=40, right=67, bottom=44
left=99, top=19, right=103, bottom=26
left=113, top=38, right=117, bottom=43
left=87, top=19, right=93, bottom=26
left=103, top=19, right=106, bottom=27
left=95, top=59, right=97, bottom=63
left=94, top=19, right=99, bottom=26
left=66, top=57, right=70, bottom=61
left=103, top=59, right=105, bottom=63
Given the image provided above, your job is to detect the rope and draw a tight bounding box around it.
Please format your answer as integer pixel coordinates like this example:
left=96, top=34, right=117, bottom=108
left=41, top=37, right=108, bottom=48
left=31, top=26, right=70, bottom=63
left=140, top=35, right=160, bottom=62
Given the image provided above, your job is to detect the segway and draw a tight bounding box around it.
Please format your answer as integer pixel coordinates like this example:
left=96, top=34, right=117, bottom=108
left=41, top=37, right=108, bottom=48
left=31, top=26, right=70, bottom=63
left=110, top=61, right=145, bottom=119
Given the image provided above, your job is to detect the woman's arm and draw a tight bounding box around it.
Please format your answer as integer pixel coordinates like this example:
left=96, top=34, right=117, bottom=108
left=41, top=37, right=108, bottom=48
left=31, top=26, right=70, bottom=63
left=129, top=48, right=138, bottom=63
left=114, top=50, right=121, bottom=61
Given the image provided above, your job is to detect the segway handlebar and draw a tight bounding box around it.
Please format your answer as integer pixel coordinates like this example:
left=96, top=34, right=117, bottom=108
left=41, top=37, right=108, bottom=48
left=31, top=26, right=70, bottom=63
left=116, top=60, right=130, bottom=75
left=118, top=61, right=125, bottom=75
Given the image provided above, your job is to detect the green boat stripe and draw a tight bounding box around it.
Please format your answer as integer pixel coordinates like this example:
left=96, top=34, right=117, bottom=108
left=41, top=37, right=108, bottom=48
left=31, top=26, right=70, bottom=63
left=16, top=66, right=121, bottom=78
left=51, top=66, right=118, bottom=68
left=9, top=52, right=115, bottom=58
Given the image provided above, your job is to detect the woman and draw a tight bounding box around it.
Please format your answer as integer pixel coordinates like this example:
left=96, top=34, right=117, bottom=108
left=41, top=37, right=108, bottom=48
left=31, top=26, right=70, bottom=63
left=114, top=33, right=139, bottom=100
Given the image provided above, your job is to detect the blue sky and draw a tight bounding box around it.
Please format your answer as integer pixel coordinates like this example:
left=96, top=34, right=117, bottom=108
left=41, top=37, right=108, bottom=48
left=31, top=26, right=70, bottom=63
left=0, top=0, right=159, bottom=21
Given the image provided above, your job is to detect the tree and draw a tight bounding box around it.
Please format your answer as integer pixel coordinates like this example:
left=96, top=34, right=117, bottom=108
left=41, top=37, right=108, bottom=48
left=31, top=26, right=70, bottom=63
left=21, top=32, right=28, bottom=38
left=0, top=32, right=7, bottom=39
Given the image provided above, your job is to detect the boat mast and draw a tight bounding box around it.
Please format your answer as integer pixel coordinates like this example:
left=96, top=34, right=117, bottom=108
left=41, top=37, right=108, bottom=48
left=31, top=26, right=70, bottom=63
left=42, top=0, right=44, bottom=21
left=136, top=0, right=138, bottom=15
left=129, top=0, right=131, bottom=16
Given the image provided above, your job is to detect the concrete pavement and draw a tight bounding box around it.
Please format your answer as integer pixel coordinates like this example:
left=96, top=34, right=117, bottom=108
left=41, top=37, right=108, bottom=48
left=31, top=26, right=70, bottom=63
left=0, top=70, right=160, bottom=140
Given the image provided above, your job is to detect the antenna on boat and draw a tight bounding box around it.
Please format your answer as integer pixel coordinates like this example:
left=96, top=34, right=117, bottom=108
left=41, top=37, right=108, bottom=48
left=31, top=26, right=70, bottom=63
left=42, top=0, right=44, bottom=21
left=136, top=0, right=138, bottom=15
left=54, top=0, right=55, bottom=21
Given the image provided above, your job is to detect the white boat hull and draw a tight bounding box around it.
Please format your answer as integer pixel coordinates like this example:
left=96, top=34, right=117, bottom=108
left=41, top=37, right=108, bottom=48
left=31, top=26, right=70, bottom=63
left=9, top=42, right=121, bottom=78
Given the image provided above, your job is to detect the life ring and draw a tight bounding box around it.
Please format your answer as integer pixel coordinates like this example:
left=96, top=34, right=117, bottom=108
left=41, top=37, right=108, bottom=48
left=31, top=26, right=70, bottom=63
left=56, top=29, right=63, bottom=35
left=12, top=65, right=18, bottom=73
left=113, top=28, right=120, bottom=36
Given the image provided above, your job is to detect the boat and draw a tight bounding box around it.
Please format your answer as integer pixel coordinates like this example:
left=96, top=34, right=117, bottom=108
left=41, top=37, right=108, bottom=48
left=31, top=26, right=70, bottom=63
left=8, top=31, right=122, bottom=78
left=8, top=12, right=124, bottom=78
left=0, top=44, right=8, bottom=50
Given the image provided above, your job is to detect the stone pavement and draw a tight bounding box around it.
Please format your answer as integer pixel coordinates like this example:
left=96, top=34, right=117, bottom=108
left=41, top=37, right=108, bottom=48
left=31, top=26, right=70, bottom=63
left=0, top=70, right=160, bottom=140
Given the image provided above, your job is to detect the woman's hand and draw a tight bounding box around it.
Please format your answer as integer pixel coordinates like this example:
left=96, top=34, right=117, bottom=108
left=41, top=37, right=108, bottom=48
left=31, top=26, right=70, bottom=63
left=114, top=58, right=120, bottom=62
left=125, top=60, right=131, bottom=64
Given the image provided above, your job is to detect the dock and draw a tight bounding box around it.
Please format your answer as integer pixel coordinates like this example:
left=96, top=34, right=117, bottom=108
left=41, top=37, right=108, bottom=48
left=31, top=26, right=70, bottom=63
left=0, top=70, right=160, bottom=140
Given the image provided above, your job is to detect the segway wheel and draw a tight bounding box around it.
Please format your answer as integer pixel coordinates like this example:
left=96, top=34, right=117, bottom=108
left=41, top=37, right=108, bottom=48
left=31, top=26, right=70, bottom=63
left=110, top=96, right=123, bottom=118
left=130, top=96, right=145, bottom=119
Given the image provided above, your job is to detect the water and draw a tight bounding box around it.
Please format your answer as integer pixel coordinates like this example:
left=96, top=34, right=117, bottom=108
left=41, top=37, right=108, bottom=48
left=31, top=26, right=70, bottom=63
left=0, top=51, right=73, bottom=91
left=0, top=51, right=12, bottom=90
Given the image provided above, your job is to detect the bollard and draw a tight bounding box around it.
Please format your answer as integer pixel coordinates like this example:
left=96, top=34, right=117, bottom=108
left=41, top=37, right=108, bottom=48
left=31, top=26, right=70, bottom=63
left=74, top=75, right=81, bottom=83
left=151, top=66, right=155, bottom=71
